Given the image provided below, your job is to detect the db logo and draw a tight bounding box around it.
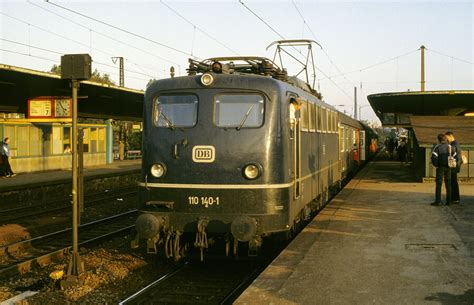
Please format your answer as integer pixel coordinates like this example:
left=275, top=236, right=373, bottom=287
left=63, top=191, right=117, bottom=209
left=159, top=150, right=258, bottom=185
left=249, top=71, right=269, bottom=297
left=192, top=146, right=215, bottom=163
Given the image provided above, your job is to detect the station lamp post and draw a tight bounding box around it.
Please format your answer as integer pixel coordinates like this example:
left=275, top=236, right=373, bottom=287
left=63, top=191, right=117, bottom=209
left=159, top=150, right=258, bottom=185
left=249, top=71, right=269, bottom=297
left=60, top=54, right=92, bottom=279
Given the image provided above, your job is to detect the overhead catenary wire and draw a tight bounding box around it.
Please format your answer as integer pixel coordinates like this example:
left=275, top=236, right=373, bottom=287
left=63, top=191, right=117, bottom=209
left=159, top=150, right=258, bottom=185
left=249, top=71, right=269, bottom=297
left=320, top=79, right=473, bottom=85
left=1, top=12, right=116, bottom=58
left=238, top=0, right=353, bottom=102
left=1, top=12, right=161, bottom=80
left=93, top=60, right=156, bottom=78
left=0, top=48, right=148, bottom=83
left=45, top=0, right=197, bottom=58
left=0, top=39, right=152, bottom=82
left=425, top=48, right=474, bottom=65
left=1, top=47, right=149, bottom=81
left=291, top=0, right=357, bottom=88
left=238, top=0, right=285, bottom=40
left=1, top=38, right=62, bottom=55
left=160, top=0, right=240, bottom=55
left=28, top=1, right=181, bottom=69
left=319, top=49, right=419, bottom=81
left=0, top=48, right=57, bottom=63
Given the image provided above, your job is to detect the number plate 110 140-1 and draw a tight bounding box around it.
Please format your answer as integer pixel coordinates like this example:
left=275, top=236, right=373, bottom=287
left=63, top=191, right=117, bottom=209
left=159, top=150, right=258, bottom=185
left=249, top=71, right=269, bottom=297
left=188, top=196, right=220, bottom=208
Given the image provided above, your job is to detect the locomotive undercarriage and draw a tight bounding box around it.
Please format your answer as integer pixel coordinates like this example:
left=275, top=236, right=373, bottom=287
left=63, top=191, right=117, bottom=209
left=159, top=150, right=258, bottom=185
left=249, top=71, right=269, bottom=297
left=133, top=186, right=295, bottom=260
left=132, top=185, right=339, bottom=261
left=132, top=178, right=340, bottom=260
left=131, top=211, right=281, bottom=261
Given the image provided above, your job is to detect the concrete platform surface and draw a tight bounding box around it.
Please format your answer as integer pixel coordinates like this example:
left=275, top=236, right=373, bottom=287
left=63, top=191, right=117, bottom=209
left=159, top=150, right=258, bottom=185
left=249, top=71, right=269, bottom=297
left=0, top=159, right=140, bottom=191
left=236, top=161, right=474, bottom=305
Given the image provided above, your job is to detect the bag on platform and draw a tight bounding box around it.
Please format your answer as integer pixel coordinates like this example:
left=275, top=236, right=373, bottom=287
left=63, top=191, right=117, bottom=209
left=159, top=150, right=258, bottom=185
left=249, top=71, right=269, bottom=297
left=448, top=145, right=457, bottom=168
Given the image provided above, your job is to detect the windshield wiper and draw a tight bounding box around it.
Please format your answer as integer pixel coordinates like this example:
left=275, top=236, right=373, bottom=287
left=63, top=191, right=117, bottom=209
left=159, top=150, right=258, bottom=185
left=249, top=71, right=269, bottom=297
left=160, top=112, right=175, bottom=130
left=236, top=104, right=255, bottom=131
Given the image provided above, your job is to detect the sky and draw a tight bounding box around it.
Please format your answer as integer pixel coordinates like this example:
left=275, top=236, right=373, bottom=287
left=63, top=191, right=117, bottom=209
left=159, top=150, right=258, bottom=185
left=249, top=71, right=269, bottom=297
left=1, top=0, right=473, bottom=123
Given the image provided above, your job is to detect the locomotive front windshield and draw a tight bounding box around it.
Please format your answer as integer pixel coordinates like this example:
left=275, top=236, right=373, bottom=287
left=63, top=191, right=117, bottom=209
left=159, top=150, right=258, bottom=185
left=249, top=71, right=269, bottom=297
left=153, top=95, right=198, bottom=128
left=215, top=94, right=264, bottom=128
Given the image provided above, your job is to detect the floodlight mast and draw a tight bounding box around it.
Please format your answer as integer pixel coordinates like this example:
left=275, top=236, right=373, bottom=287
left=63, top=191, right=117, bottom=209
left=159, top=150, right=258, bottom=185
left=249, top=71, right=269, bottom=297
left=266, top=39, right=322, bottom=91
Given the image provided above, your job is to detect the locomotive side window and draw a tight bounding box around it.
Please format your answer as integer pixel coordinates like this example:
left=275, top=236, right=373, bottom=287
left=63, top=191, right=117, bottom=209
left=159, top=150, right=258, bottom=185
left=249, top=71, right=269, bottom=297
left=325, top=108, right=329, bottom=132
left=321, top=107, right=327, bottom=133
left=154, top=95, right=198, bottom=128
left=309, top=103, right=315, bottom=132
left=339, top=126, right=344, bottom=152
left=328, top=110, right=333, bottom=133
left=300, top=100, right=309, bottom=131
left=316, top=105, right=321, bottom=132
left=215, top=94, right=264, bottom=128
left=330, top=111, right=333, bottom=132
left=312, top=104, right=317, bottom=132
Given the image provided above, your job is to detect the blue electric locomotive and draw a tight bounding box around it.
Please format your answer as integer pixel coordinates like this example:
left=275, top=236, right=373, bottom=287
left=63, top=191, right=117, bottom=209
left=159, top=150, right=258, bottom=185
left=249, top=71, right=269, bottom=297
left=132, top=56, right=376, bottom=260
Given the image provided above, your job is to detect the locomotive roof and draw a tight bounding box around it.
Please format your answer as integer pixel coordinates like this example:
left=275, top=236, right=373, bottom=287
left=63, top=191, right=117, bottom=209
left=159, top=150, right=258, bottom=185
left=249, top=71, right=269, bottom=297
left=187, top=57, right=322, bottom=99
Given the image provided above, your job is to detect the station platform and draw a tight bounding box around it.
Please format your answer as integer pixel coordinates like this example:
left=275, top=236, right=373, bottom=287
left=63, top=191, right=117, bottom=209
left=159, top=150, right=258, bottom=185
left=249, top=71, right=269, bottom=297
left=236, top=160, right=474, bottom=305
left=0, top=159, right=140, bottom=193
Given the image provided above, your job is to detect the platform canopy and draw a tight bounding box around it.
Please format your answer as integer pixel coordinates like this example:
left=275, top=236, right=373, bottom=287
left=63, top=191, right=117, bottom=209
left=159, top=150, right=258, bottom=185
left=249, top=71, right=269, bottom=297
left=410, top=116, right=474, bottom=147
left=367, top=91, right=474, bottom=127
left=0, top=64, right=144, bottom=121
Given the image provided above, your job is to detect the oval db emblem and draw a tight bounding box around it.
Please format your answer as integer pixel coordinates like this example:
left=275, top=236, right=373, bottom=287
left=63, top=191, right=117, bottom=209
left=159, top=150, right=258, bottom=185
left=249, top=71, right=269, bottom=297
left=192, top=145, right=215, bottom=163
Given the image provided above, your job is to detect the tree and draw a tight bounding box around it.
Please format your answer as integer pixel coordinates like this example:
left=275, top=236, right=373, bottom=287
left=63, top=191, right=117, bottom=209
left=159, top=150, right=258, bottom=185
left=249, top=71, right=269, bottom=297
left=49, top=65, right=116, bottom=85
left=90, top=69, right=115, bottom=85
left=50, top=64, right=61, bottom=75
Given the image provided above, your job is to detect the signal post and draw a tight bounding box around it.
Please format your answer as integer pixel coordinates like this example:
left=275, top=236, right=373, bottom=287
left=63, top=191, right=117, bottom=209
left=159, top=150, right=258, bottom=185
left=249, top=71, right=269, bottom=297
left=60, top=54, right=91, bottom=283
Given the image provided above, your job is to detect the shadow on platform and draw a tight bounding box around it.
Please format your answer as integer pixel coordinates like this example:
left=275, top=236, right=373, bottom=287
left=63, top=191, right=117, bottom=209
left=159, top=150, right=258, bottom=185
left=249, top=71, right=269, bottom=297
left=425, top=288, right=474, bottom=305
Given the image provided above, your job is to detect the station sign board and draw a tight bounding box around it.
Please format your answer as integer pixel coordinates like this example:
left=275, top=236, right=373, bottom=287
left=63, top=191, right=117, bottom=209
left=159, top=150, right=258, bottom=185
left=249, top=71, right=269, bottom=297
left=28, top=97, right=72, bottom=119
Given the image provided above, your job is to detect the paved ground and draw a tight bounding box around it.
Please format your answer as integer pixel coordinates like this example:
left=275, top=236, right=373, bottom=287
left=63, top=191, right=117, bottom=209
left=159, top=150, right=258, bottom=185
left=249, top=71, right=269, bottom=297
left=236, top=160, right=474, bottom=305
left=0, top=159, right=140, bottom=191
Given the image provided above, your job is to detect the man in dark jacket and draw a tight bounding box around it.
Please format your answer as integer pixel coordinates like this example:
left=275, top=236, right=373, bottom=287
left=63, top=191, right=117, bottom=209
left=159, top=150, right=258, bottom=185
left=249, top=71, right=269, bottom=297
left=445, top=131, right=461, bottom=203
left=431, top=134, right=456, bottom=206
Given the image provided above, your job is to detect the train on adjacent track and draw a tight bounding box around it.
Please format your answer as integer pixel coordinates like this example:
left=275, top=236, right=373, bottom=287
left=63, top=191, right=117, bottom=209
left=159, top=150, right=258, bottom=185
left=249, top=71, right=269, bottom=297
left=132, top=45, right=378, bottom=260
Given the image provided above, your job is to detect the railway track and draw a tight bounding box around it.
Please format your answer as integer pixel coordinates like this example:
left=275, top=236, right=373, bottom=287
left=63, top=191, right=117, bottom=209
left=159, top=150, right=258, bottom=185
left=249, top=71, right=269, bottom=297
left=0, top=210, right=138, bottom=277
left=119, top=259, right=266, bottom=305
left=0, top=186, right=137, bottom=224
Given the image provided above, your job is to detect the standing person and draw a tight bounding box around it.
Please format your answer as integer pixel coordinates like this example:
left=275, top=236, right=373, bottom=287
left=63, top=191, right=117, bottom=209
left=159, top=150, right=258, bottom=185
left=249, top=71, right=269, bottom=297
left=0, top=139, right=4, bottom=177
left=393, top=138, right=399, bottom=159
left=397, top=138, right=408, bottom=165
left=445, top=131, right=461, bottom=203
left=430, top=134, right=455, bottom=206
left=1, top=137, right=16, bottom=178
left=386, top=138, right=395, bottom=159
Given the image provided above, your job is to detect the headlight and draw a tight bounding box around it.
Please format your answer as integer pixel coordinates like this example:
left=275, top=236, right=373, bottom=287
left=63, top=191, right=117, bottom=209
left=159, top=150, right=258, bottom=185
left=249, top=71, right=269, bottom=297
left=243, top=163, right=261, bottom=180
left=150, top=163, right=166, bottom=178
left=200, top=73, right=214, bottom=86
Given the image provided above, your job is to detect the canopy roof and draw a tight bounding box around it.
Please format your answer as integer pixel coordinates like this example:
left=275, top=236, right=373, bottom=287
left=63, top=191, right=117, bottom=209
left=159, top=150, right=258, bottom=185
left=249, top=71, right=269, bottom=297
left=367, top=91, right=474, bottom=127
left=410, top=116, right=474, bottom=146
left=0, top=64, right=144, bottom=120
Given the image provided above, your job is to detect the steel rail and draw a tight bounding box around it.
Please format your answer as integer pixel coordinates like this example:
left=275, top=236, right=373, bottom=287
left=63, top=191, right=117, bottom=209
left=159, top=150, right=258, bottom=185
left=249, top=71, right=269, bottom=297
left=0, top=185, right=137, bottom=214
left=218, top=264, right=264, bottom=305
left=118, top=263, right=189, bottom=305
left=116, top=260, right=268, bottom=305
left=0, top=188, right=137, bottom=223
left=0, top=210, right=138, bottom=277
left=0, top=209, right=138, bottom=254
